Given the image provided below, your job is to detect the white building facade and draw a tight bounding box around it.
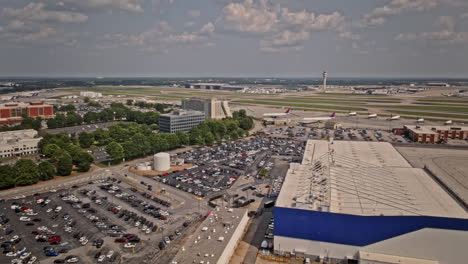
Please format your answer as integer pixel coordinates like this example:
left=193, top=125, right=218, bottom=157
left=0, top=129, right=42, bottom=158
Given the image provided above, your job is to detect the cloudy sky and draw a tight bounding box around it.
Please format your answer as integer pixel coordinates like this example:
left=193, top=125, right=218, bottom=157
left=1, top=0, right=467, bottom=78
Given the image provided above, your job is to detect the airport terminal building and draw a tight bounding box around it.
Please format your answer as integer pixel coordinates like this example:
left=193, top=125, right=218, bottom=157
left=274, top=140, right=468, bottom=264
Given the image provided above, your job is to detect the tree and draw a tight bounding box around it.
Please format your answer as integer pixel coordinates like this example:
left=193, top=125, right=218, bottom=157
left=83, top=112, right=98, bottom=123
left=205, top=132, right=215, bottom=146
left=43, top=144, right=61, bottom=157
left=13, top=159, right=40, bottom=186
left=106, top=142, right=124, bottom=163
left=38, top=161, right=56, bottom=181
left=176, top=131, right=189, bottom=145
left=83, top=97, right=90, bottom=103
left=0, top=165, right=15, bottom=189
left=47, top=118, right=58, bottom=129
left=259, top=168, right=269, bottom=178
left=126, top=99, right=133, bottom=106
left=75, top=151, right=94, bottom=172
left=56, top=152, right=73, bottom=176
left=79, top=132, right=94, bottom=148
left=63, top=143, right=82, bottom=160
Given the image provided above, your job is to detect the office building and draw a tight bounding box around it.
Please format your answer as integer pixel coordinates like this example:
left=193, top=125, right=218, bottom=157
left=181, top=98, right=232, bottom=120
left=0, top=129, right=42, bottom=158
left=159, top=110, right=205, bottom=133
left=405, top=125, right=468, bottom=143
left=274, top=140, right=468, bottom=264
left=0, top=102, right=54, bottom=125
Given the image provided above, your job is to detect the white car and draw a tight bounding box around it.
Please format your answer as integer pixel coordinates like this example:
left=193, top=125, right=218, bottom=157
left=80, top=239, right=88, bottom=245
left=66, top=257, right=78, bottom=263
left=19, top=216, right=31, bottom=222
left=27, top=256, right=37, bottom=264
left=106, top=250, right=114, bottom=258
left=46, top=208, right=53, bottom=213
left=124, top=243, right=136, bottom=248
left=54, top=206, right=62, bottom=212
left=97, top=255, right=106, bottom=263
left=6, top=252, right=17, bottom=257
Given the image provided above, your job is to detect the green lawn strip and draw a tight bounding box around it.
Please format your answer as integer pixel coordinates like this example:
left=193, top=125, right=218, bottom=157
left=367, top=104, right=468, bottom=113
left=306, top=93, right=402, bottom=100
left=387, top=110, right=468, bottom=121
left=233, top=102, right=349, bottom=114
left=416, top=98, right=468, bottom=103
left=250, top=98, right=363, bottom=105
left=234, top=100, right=365, bottom=111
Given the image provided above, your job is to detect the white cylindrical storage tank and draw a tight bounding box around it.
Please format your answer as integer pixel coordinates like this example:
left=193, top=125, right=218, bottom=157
left=154, top=152, right=170, bottom=171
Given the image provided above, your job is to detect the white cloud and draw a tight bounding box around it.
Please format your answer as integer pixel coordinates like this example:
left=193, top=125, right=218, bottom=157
left=362, top=0, right=438, bottom=26
left=396, top=16, right=468, bottom=44
left=260, top=30, right=308, bottom=52
left=60, top=0, right=144, bottom=13
left=219, top=0, right=345, bottom=52
left=2, top=3, right=88, bottom=24
left=201, top=22, right=215, bottom=34
left=362, top=0, right=468, bottom=26
left=98, top=21, right=212, bottom=52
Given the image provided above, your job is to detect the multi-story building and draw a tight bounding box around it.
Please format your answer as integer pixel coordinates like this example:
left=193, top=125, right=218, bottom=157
left=181, top=98, right=232, bottom=120
left=274, top=140, right=468, bottom=264
left=0, top=102, right=54, bottom=125
left=405, top=125, right=468, bottom=143
left=159, top=110, right=205, bottom=133
left=0, top=129, right=42, bottom=158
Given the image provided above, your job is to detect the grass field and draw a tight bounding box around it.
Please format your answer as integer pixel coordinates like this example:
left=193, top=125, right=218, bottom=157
left=235, top=100, right=365, bottom=111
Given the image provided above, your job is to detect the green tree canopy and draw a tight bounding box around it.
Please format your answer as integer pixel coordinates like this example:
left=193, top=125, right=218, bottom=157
left=38, top=161, right=56, bottom=181
left=106, top=142, right=125, bottom=163
left=13, top=159, right=40, bottom=186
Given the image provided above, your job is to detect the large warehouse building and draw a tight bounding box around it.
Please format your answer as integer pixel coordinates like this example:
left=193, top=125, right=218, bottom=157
left=274, top=140, right=468, bottom=264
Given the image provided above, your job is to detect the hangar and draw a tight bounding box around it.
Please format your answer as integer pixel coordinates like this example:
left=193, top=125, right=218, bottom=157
left=274, top=140, right=468, bottom=264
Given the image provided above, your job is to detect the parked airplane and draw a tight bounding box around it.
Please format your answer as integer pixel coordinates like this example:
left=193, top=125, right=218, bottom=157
left=387, top=115, right=400, bottom=121
left=263, top=109, right=291, bottom=118
left=301, top=113, right=335, bottom=124
left=348, top=112, right=357, bottom=116
left=367, top=113, right=377, bottom=118
left=445, top=120, right=453, bottom=125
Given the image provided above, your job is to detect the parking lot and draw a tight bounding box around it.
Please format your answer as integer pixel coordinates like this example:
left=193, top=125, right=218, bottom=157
left=265, top=126, right=411, bottom=143
left=0, top=177, right=197, bottom=264
left=136, top=137, right=305, bottom=199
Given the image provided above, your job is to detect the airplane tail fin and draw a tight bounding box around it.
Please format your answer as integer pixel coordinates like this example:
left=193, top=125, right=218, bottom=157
left=331, top=113, right=335, bottom=118
left=285, top=109, right=291, bottom=113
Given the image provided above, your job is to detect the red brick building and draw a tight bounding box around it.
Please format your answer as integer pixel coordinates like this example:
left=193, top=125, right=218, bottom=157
left=0, top=102, right=54, bottom=125
left=404, top=125, right=468, bottom=143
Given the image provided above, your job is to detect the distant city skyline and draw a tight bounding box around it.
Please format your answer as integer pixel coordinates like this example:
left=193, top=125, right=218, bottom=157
left=1, top=0, right=467, bottom=78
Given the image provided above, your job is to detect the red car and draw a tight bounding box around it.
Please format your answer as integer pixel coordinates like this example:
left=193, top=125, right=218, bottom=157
left=48, top=236, right=62, bottom=242
left=20, top=207, right=31, bottom=211
left=32, top=231, right=42, bottom=235
left=115, top=238, right=127, bottom=243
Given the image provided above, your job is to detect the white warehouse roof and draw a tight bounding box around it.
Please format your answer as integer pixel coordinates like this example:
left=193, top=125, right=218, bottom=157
left=276, top=140, right=467, bottom=218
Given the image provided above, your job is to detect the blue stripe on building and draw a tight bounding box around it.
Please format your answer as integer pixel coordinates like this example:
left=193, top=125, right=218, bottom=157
left=274, top=206, right=468, bottom=246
